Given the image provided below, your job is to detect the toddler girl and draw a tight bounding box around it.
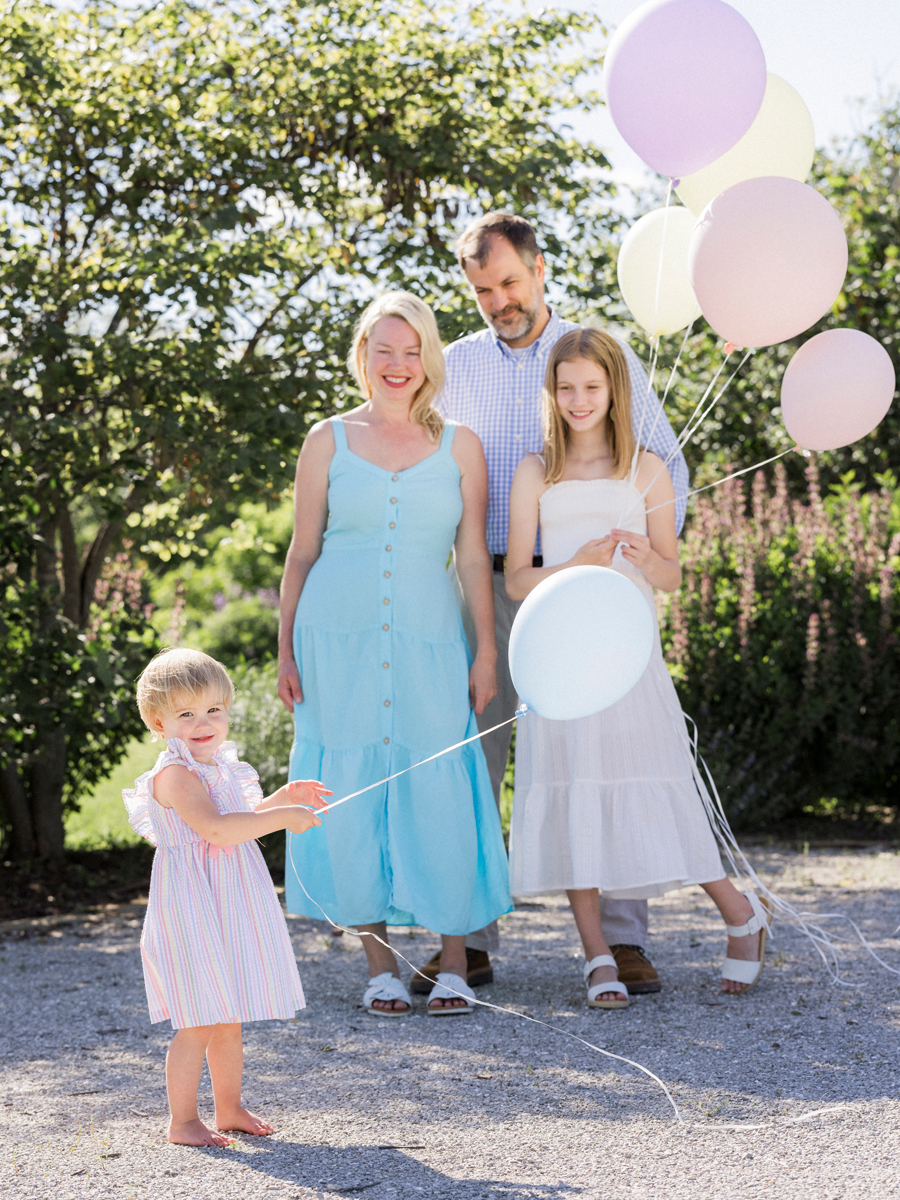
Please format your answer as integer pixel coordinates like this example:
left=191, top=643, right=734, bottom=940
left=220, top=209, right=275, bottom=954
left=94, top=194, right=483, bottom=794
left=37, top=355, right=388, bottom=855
left=505, top=329, right=769, bottom=1010
left=124, top=648, right=330, bottom=1145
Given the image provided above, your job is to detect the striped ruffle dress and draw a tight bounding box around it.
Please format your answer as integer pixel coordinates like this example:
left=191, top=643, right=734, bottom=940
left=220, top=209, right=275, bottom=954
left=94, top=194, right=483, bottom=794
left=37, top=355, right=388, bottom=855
left=124, top=738, right=305, bottom=1029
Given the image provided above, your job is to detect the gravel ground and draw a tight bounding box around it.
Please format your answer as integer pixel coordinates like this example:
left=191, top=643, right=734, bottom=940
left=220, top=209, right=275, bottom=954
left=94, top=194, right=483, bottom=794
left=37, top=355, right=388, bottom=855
left=2, top=845, right=900, bottom=1200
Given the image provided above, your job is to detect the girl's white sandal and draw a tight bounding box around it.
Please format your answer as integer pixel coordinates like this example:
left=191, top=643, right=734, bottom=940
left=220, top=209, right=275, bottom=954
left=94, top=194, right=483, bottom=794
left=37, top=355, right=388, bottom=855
left=584, top=954, right=630, bottom=1009
left=426, top=972, right=476, bottom=1016
left=721, top=893, right=772, bottom=993
left=363, top=972, right=412, bottom=1017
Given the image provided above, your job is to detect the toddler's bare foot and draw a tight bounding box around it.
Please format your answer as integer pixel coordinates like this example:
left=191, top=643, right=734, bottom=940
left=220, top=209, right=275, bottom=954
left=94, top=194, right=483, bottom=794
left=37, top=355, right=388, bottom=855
left=215, top=1106, right=274, bottom=1136
left=168, top=1118, right=232, bottom=1147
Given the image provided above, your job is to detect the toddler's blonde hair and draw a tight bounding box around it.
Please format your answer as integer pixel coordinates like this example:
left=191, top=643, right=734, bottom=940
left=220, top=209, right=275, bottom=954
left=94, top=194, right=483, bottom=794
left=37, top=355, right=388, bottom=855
left=136, top=648, right=235, bottom=735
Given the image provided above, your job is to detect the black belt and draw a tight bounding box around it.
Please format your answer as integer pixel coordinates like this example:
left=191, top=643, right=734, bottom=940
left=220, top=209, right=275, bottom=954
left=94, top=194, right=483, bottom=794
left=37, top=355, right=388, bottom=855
left=493, top=554, right=543, bottom=572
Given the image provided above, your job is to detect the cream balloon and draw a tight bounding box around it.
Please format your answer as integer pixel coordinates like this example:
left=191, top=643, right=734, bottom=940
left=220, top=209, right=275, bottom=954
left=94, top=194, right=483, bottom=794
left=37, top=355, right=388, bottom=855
left=676, top=73, right=815, bottom=216
left=617, top=206, right=701, bottom=337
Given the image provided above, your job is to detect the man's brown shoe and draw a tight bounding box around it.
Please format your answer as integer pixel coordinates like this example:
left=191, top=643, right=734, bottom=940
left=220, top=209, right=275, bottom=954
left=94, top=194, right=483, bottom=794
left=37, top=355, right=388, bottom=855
left=409, top=947, right=493, bottom=994
left=610, top=944, right=661, bottom=994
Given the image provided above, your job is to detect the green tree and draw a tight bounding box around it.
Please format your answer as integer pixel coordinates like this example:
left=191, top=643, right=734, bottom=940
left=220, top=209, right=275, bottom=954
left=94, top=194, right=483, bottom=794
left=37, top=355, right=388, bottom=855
left=0, top=0, right=613, bottom=857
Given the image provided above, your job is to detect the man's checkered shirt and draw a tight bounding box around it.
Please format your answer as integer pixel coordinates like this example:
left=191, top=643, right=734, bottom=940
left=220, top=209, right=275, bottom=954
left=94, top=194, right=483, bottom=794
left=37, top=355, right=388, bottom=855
left=438, top=310, right=689, bottom=556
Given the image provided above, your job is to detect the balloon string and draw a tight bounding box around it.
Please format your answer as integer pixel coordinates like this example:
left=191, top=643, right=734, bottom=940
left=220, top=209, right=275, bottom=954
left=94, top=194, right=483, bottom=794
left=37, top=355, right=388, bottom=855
left=284, top=707, right=889, bottom=1130
left=643, top=446, right=796, bottom=516
left=682, top=712, right=900, bottom=983
left=616, top=182, right=672, bottom=532
left=616, top=348, right=755, bottom=526
left=623, top=180, right=673, bottom=515
left=312, top=708, right=526, bottom=815
left=627, top=317, right=697, bottom=505
left=285, top=824, right=684, bottom=1123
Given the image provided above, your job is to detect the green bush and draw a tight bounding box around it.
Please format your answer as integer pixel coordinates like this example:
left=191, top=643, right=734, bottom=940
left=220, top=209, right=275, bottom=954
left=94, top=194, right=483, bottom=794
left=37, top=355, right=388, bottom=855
left=228, top=661, right=294, bottom=796
left=660, top=463, right=900, bottom=830
left=152, top=501, right=292, bottom=668
left=227, top=661, right=294, bottom=881
left=194, top=598, right=281, bottom=668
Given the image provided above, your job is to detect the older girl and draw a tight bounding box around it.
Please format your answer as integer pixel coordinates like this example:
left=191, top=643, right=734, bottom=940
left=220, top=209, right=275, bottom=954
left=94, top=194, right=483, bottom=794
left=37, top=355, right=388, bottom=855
left=278, top=291, right=511, bottom=1017
left=505, top=329, right=770, bottom=1009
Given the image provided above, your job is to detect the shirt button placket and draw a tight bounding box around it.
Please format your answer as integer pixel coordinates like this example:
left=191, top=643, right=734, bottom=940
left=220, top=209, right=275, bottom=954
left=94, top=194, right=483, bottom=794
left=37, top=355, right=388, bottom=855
left=381, top=476, right=400, bottom=762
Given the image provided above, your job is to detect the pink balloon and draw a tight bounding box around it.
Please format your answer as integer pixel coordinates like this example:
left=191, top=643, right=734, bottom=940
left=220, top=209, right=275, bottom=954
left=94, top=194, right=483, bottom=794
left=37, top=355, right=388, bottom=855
left=604, top=0, right=766, bottom=179
left=689, top=177, right=848, bottom=347
left=781, top=329, right=895, bottom=451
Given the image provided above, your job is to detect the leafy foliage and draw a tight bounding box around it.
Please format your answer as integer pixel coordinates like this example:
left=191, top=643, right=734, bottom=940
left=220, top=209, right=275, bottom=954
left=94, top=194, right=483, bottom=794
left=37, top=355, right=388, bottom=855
left=0, top=0, right=612, bottom=856
left=661, top=464, right=900, bottom=829
left=229, top=661, right=294, bottom=798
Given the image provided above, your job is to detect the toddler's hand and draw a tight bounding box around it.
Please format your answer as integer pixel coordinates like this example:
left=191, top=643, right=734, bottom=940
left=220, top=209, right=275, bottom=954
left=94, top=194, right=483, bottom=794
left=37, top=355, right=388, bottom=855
left=285, top=806, right=323, bottom=835
left=277, top=779, right=333, bottom=810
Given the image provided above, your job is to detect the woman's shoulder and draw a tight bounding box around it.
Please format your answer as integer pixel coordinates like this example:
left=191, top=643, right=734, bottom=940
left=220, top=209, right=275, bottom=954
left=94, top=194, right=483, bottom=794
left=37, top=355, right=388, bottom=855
left=303, top=417, right=338, bottom=449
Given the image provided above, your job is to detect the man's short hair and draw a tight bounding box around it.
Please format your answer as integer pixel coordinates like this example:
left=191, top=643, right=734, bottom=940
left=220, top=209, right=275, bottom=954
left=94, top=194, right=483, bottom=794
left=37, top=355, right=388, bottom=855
left=456, top=212, right=540, bottom=272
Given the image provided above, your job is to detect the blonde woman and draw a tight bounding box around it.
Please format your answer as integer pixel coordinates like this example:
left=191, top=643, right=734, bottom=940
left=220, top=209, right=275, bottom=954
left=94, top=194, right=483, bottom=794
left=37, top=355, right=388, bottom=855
left=505, top=329, right=770, bottom=1009
left=278, top=291, right=511, bottom=1016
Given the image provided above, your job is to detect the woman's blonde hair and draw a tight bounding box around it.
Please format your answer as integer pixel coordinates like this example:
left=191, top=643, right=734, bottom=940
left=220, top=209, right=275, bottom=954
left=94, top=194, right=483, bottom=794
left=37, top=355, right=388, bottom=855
left=541, top=328, right=635, bottom=484
left=136, top=648, right=235, bottom=735
left=348, top=291, right=445, bottom=442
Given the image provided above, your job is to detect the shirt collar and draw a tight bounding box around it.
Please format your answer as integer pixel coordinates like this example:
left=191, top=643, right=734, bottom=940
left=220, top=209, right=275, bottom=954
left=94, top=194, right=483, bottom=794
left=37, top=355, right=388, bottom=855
left=489, top=307, right=561, bottom=361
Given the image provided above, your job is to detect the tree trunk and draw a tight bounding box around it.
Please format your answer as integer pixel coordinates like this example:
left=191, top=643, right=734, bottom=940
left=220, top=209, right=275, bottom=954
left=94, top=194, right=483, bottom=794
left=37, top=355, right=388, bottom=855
left=29, top=726, right=67, bottom=861
left=0, top=759, right=36, bottom=859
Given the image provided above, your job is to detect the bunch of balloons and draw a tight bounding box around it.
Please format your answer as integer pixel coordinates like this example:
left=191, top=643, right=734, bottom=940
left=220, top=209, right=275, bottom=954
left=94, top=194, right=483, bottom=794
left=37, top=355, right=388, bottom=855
left=610, top=0, right=895, bottom=451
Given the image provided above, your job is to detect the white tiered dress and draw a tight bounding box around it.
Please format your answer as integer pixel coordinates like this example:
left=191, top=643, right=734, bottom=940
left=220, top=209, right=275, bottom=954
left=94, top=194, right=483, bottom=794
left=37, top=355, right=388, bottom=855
left=509, top=478, right=725, bottom=899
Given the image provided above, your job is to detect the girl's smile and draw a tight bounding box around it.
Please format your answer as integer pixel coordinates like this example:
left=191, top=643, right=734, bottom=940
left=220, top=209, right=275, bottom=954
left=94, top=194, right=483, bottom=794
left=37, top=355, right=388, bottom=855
left=555, top=357, right=612, bottom=432
left=151, top=687, right=230, bottom=762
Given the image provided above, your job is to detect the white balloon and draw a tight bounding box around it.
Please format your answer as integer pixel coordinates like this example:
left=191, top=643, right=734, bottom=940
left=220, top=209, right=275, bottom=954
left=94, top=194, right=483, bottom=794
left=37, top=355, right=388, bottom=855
left=509, top=566, right=655, bottom=722
left=676, top=73, right=815, bottom=216
left=617, top=206, right=701, bottom=337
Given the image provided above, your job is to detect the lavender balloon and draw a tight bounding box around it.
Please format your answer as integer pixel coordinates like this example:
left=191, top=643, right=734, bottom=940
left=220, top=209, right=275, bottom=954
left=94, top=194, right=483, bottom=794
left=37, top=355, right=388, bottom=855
left=604, top=0, right=766, bottom=179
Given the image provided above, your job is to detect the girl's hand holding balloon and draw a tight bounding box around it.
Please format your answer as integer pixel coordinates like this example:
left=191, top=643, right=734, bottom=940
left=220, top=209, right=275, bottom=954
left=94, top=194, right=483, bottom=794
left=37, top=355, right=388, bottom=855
left=611, top=528, right=651, bottom=568
left=570, top=537, right=617, bottom=569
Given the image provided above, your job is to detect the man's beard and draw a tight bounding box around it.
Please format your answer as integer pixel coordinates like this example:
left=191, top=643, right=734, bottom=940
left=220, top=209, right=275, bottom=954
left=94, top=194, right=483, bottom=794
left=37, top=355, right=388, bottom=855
left=487, top=300, right=538, bottom=343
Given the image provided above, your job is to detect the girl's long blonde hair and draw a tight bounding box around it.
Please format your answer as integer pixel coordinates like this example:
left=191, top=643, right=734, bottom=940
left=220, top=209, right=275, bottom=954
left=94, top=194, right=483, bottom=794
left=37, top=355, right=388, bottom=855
left=541, top=328, right=635, bottom=484
left=348, top=291, right=445, bottom=443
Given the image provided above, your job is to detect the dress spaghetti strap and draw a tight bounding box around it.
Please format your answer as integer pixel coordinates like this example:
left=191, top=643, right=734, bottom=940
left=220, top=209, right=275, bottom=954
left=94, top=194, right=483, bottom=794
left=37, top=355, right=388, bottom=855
left=330, top=415, right=348, bottom=450
left=439, top=419, right=457, bottom=455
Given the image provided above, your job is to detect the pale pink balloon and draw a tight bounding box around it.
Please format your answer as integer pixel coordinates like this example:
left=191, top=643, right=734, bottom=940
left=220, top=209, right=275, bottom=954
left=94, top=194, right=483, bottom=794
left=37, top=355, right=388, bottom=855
left=781, top=329, right=895, bottom=451
left=688, top=177, right=848, bottom=347
left=604, top=0, right=766, bottom=179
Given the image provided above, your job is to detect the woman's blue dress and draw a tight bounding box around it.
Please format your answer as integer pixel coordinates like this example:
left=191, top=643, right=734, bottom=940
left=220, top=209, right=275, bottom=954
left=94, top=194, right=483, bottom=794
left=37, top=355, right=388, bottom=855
left=284, top=417, right=512, bottom=934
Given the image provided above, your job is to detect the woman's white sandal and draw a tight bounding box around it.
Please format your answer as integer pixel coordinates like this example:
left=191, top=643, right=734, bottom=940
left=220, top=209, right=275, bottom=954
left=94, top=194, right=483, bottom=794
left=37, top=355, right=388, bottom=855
left=584, top=954, right=630, bottom=1010
left=363, top=972, right=412, bottom=1017
left=426, top=972, right=476, bottom=1016
left=721, top=893, right=772, bottom=993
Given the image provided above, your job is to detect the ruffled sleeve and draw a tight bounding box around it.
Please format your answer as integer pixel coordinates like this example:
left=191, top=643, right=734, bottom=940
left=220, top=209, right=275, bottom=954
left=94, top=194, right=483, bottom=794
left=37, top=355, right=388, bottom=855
left=121, top=738, right=197, bottom=845
left=215, top=741, right=265, bottom=811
